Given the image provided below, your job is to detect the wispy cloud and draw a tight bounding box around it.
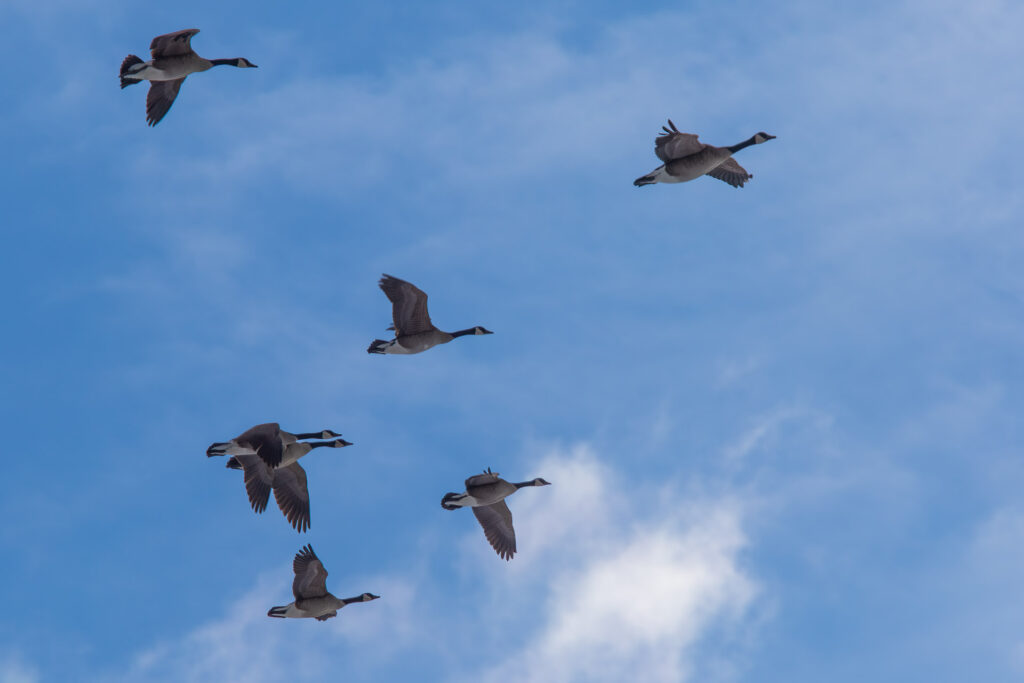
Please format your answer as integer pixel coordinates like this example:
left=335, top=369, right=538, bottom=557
left=0, top=652, right=39, bottom=683
left=111, top=444, right=756, bottom=683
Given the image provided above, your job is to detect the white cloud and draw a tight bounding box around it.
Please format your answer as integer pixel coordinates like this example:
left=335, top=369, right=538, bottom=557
left=112, top=444, right=756, bottom=683
left=0, top=653, right=39, bottom=683
left=460, top=445, right=757, bottom=683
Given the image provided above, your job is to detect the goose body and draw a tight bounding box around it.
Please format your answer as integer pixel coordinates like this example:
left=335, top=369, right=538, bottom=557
left=267, top=545, right=379, bottom=621
left=207, top=423, right=343, bottom=468
left=367, top=274, right=493, bottom=355
left=441, top=468, right=551, bottom=560
left=207, top=423, right=351, bottom=532
left=120, top=29, right=257, bottom=126
left=634, top=120, right=775, bottom=188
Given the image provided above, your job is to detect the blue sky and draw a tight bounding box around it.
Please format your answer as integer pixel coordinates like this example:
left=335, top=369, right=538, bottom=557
left=1, top=0, right=1023, bottom=681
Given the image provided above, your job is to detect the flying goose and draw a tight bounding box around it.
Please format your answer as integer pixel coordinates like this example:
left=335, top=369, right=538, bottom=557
left=206, top=423, right=343, bottom=469
left=225, top=438, right=350, bottom=532
left=633, top=120, right=775, bottom=188
left=268, top=545, right=380, bottom=621
left=120, top=29, right=257, bottom=126
left=441, top=468, right=551, bottom=560
left=208, top=424, right=351, bottom=532
left=367, top=274, right=493, bottom=355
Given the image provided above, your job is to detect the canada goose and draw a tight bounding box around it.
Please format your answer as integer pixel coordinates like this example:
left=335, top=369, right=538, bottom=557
left=206, top=423, right=343, bottom=469
left=633, top=120, right=775, bottom=188
left=268, top=545, right=380, bottom=621
left=223, top=438, right=350, bottom=532
left=120, top=29, right=257, bottom=126
left=367, top=274, right=493, bottom=355
left=441, top=468, right=551, bottom=560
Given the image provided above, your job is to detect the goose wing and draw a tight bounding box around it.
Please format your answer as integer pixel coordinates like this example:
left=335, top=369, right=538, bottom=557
left=273, top=462, right=311, bottom=532
left=379, top=274, right=433, bottom=336
left=234, top=454, right=273, bottom=514
left=472, top=500, right=517, bottom=560
left=236, top=423, right=284, bottom=469
left=655, top=119, right=705, bottom=162
left=150, top=29, right=200, bottom=59
left=292, top=544, right=329, bottom=600
left=145, top=78, right=185, bottom=126
left=705, top=157, right=752, bottom=188
left=465, top=470, right=500, bottom=489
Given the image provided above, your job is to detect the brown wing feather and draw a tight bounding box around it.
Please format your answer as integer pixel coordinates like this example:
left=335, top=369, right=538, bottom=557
left=465, top=470, right=500, bottom=489
left=236, top=423, right=284, bottom=469
left=273, top=463, right=311, bottom=532
left=472, top=501, right=517, bottom=560
left=235, top=454, right=273, bottom=514
left=378, top=274, right=434, bottom=336
left=654, top=119, right=705, bottom=162
left=150, top=29, right=200, bottom=59
left=292, top=544, right=329, bottom=600
left=145, top=78, right=185, bottom=126
left=705, top=157, right=752, bottom=188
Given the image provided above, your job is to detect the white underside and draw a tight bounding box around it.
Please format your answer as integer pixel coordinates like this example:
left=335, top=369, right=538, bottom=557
left=278, top=602, right=340, bottom=619
left=384, top=339, right=436, bottom=354
left=127, top=62, right=198, bottom=82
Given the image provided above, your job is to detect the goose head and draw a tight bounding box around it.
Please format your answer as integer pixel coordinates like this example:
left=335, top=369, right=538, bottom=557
left=319, top=429, right=343, bottom=439
left=753, top=132, right=776, bottom=144
left=236, top=58, right=258, bottom=68
left=360, top=593, right=381, bottom=602
left=531, top=478, right=552, bottom=486
left=473, top=326, right=494, bottom=335
left=328, top=438, right=353, bottom=448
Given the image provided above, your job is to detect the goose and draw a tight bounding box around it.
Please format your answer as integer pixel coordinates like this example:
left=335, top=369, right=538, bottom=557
left=120, top=29, right=257, bottom=126
left=223, top=438, right=350, bottom=532
left=268, top=545, right=380, bottom=621
left=206, top=423, right=343, bottom=469
left=441, top=468, right=550, bottom=560
left=367, top=274, right=493, bottom=355
left=633, top=120, right=775, bottom=188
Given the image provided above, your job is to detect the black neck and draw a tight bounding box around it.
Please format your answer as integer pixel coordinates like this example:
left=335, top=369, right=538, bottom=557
left=293, top=432, right=326, bottom=440
left=513, top=480, right=537, bottom=489
left=341, top=595, right=364, bottom=606
left=727, top=136, right=758, bottom=154
left=451, top=328, right=477, bottom=338
left=209, top=58, right=239, bottom=67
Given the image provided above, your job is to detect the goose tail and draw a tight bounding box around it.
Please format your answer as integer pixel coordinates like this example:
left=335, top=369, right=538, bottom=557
left=367, top=339, right=388, bottom=354
left=267, top=605, right=288, bottom=618
left=120, top=55, right=144, bottom=88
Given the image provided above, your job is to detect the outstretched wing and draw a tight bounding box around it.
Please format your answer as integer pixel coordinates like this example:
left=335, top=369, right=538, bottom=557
left=705, top=157, right=752, bottom=188
left=145, top=78, right=185, bottom=126
left=292, top=544, right=329, bottom=600
left=150, top=29, right=200, bottom=60
left=274, top=463, right=311, bottom=533
left=235, top=454, right=273, bottom=514
left=378, top=274, right=433, bottom=336
left=655, top=119, right=705, bottom=162
left=472, top=501, right=517, bottom=560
